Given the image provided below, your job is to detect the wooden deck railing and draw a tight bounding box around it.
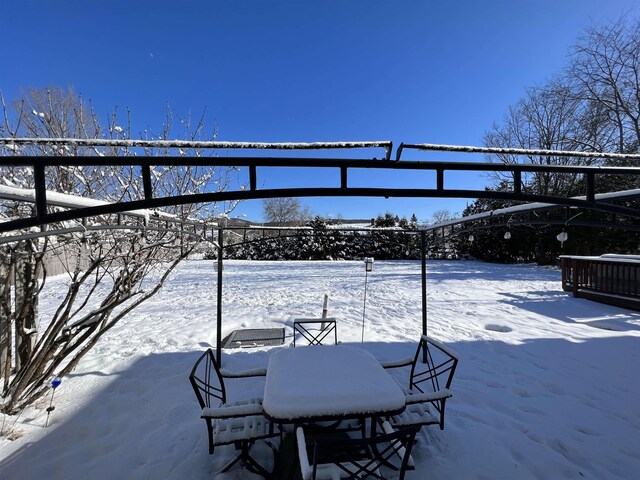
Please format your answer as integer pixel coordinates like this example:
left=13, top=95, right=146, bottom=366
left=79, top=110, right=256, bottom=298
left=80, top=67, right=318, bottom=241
left=560, top=255, right=640, bottom=310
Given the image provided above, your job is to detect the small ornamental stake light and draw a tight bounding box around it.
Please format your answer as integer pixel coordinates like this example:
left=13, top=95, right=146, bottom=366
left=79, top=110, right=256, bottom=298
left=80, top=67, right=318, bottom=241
left=365, top=257, right=374, bottom=273
left=362, top=258, right=374, bottom=343
left=504, top=231, right=512, bottom=240
left=468, top=234, right=474, bottom=243
left=45, top=376, right=62, bottom=427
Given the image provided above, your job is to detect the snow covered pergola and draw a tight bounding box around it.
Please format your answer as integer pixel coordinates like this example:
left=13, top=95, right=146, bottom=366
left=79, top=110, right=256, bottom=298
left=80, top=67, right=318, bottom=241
left=2, top=137, right=640, bottom=365
left=2, top=138, right=640, bottom=235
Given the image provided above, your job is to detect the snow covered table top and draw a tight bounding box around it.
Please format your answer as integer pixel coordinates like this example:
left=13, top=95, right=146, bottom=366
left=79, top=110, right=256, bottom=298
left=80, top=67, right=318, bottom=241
left=262, top=345, right=406, bottom=422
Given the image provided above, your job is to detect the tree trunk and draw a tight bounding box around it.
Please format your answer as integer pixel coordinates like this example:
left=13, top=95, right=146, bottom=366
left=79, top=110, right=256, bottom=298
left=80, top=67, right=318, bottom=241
left=14, top=246, right=38, bottom=371
left=0, top=251, right=12, bottom=384
left=535, top=230, right=545, bottom=265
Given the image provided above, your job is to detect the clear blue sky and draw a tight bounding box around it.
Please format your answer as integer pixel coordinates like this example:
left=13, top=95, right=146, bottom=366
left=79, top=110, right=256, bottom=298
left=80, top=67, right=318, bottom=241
left=2, top=0, right=638, bottom=222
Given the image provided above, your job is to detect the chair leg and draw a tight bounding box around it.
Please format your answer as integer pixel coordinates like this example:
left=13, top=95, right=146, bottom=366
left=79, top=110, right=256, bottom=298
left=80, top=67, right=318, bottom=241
left=241, top=440, right=274, bottom=478
left=219, top=440, right=273, bottom=478
left=219, top=450, right=244, bottom=473
left=368, top=418, right=397, bottom=471
left=372, top=418, right=419, bottom=472
left=244, top=452, right=271, bottom=478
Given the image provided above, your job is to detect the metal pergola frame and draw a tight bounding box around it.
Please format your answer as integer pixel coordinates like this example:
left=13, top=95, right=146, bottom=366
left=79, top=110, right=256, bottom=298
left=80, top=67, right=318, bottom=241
left=212, top=225, right=430, bottom=364
left=2, top=139, right=640, bottom=235
left=2, top=138, right=640, bottom=365
left=421, top=187, right=640, bottom=247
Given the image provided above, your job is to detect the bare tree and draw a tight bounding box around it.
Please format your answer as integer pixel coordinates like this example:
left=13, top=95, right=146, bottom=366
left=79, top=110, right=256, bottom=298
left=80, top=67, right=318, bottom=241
left=484, top=78, right=605, bottom=197
left=262, top=198, right=312, bottom=225
left=0, top=86, right=240, bottom=414
left=1, top=229, right=197, bottom=414
left=485, top=16, right=640, bottom=200
left=430, top=209, right=454, bottom=225
left=570, top=17, right=640, bottom=153
left=1, top=86, right=243, bottom=220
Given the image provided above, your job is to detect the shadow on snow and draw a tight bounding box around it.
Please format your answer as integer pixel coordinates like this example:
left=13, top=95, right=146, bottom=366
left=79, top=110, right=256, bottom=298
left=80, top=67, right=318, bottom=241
left=1, top=335, right=639, bottom=480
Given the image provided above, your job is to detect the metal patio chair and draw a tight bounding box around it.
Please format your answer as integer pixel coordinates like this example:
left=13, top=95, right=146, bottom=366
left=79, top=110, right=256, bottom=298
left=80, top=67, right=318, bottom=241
left=189, top=348, right=278, bottom=476
left=296, top=424, right=419, bottom=480
left=293, top=318, right=338, bottom=347
left=382, top=335, right=459, bottom=430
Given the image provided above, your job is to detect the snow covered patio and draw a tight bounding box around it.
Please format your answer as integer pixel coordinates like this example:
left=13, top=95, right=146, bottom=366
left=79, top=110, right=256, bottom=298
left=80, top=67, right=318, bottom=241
left=1, top=259, right=639, bottom=479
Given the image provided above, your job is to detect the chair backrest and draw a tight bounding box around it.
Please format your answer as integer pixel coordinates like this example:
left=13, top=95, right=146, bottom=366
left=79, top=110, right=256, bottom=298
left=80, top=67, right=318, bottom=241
left=293, top=318, right=338, bottom=347
left=189, top=348, right=226, bottom=409
left=311, top=425, right=419, bottom=480
left=410, top=336, right=459, bottom=394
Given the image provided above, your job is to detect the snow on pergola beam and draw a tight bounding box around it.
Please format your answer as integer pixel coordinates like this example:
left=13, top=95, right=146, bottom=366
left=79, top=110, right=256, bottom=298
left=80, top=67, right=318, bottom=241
left=396, top=142, right=640, bottom=162
left=0, top=138, right=394, bottom=160
left=0, top=184, right=217, bottom=246
left=0, top=184, right=163, bottom=222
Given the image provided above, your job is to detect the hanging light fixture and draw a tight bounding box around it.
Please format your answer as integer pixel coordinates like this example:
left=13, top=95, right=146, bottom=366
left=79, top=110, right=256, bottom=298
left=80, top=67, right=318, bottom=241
left=557, top=230, right=568, bottom=247
left=504, top=214, right=513, bottom=240
left=558, top=212, right=580, bottom=248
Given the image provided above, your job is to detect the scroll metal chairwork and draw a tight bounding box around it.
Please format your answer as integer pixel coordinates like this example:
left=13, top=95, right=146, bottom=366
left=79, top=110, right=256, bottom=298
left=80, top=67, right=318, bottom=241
left=189, top=348, right=279, bottom=477
left=296, top=424, right=420, bottom=480
left=382, top=335, right=459, bottom=431
left=293, top=318, right=338, bottom=347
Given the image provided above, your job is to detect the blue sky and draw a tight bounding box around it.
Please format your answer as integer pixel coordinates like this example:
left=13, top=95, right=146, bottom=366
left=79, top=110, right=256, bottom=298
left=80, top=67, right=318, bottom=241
left=2, top=0, right=638, bottom=222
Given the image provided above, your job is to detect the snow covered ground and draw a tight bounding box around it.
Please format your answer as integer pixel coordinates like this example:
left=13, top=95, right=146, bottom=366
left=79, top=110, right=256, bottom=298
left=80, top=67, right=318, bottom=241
left=1, top=259, right=639, bottom=479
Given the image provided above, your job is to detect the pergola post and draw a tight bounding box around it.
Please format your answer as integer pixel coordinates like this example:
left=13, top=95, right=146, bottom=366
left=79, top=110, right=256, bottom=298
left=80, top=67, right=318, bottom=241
left=216, top=228, right=224, bottom=367
left=421, top=230, right=427, bottom=337
left=421, top=230, right=428, bottom=363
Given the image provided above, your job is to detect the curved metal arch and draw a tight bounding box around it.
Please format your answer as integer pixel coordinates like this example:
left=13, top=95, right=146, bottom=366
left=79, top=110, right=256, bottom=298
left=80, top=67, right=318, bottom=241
left=2, top=140, right=640, bottom=234
left=2, top=186, right=640, bottom=234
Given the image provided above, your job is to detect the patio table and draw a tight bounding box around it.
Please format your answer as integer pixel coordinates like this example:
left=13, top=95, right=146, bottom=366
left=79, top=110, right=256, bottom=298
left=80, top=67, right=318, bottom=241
left=262, top=345, right=406, bottom=423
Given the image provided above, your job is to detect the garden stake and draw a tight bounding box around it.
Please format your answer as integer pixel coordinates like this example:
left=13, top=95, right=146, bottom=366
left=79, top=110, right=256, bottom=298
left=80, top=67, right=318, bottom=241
left=362, top=258, right=374, bottom=342
left=44, top=376, right=62, bottom=427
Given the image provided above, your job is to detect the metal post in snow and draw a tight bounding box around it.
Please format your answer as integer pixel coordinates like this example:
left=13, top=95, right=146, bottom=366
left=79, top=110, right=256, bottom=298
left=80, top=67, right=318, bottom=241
left=216, top=228, right=223, bottom=367
left=322, top=294, right=328, bottom=318
left=321, top=294, right=328, bottom=329
left=361, top=258, right=374, bottom=343
left=421, top=231, right=427, bottom=339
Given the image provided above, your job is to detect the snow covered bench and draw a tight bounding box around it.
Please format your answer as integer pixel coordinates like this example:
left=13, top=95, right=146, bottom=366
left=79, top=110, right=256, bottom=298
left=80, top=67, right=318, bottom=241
left=189, top=348, right=279, bottom=477
left=382, top=336, right=459, bottom=431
